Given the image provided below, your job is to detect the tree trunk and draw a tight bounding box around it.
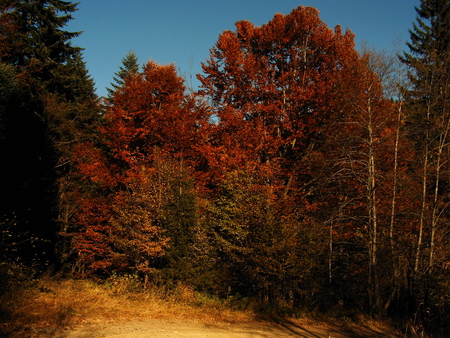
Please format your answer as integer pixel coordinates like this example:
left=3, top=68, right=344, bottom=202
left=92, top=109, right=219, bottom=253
left=367, top=99, right=380, bottom=313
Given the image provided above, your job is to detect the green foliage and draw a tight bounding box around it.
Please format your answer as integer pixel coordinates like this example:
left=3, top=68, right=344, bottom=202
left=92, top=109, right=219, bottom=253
left=162, top=169, right=198, bottom=282
left=106, top=50, right=140, bottom=99
left=401, top=0, right=450, bottom=130
left=208, top=170, right=327, bottom=305
left=0, top=0, right=82, bottom=90
left=52, top=51, right=98, bottom=102
left=106, top=272, right=142, bottom=295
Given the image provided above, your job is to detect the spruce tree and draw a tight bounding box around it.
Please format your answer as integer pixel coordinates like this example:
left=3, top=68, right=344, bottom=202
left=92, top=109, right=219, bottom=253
left=163, top=170, right=197, bottom=284
left=106, top=50, right=140, bottom=99
left=0, top=0, right=82, bottom=91
left=0, top=1, right=100, bottom=267
left=401, top=0, right=450, bottom=322
left=401, top=0, right=450, bottom=111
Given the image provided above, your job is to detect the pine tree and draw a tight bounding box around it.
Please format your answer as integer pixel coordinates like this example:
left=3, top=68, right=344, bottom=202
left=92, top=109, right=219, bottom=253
left=402, top=0, right=450, bottom=68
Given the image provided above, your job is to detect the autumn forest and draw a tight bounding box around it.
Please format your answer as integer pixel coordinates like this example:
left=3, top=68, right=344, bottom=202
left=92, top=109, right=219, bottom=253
left=1, top=0, right=450, bottom=333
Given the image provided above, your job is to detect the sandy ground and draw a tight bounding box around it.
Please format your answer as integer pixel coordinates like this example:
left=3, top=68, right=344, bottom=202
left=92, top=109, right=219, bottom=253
left=28, top=318, right=399, bottom=338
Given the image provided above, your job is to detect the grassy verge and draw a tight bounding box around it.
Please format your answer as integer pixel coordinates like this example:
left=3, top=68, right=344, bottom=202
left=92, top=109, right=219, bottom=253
left=0, top=272, right=256, bottom=337
left=0, top=271, right=413, bottom=338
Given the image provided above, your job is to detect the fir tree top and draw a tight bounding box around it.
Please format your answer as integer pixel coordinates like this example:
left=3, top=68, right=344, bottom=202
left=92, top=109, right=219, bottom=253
left=106, top=50, right=140, bottom=99
left=402, top=0, right=450, bottom=65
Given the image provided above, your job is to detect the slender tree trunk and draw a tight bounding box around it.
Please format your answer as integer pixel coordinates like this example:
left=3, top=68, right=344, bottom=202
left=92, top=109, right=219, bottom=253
left=383, top=101, right=403, bottom=313
left=366, top=99, right=380, bottom=313
left=56, top=177, right=77, bottom=264
left=415, top=149, right=427, bottom=274
left=429, top=118, right=449, bottom=268
left=329, top=220, right=333, bottom=284
left=429, top=145, right=441, bottom=269
left=415, top=99, right=433, bottom=275
left=389, top=103, right=401, bottom=258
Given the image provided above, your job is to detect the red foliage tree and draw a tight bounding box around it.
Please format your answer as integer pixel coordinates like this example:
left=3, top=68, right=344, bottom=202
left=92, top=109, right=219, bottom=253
left=197, top=5, right=369, bottom=304
left=198, top=6, right=360, bottom=200
left=73, top=60, right=208, bottom=278
left=198, top=6, right=420, bottom=313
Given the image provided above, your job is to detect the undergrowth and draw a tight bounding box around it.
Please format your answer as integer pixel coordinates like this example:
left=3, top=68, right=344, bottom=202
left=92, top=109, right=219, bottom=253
left=0, top=268, right=431, bottom=338
left=0, top=270, right=254, bottom=337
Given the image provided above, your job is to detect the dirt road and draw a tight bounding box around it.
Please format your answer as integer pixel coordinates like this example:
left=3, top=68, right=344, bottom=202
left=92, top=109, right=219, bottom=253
left=50, top=318, right=397, bottom=338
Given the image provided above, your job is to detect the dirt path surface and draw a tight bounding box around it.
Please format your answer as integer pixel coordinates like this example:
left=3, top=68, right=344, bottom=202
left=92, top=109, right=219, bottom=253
left=49, top=318, right=396, bottom=338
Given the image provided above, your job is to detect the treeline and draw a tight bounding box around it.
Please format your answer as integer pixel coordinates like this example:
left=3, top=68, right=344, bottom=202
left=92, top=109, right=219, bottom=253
left=1, top=0, right=450, bottom=333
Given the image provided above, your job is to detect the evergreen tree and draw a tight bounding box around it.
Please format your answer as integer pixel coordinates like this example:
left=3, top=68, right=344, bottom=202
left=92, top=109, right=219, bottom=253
left=162, top=169, right=198, bottom=284
left=402, top=0, right=450, bottom=67
left=401, top=0, right=450, bottom=324
left=401, top=0, right=450, bottom=127
left=0, top=0, right=100, bottom=267
left=401, top=0, right=450, bottom=135
left=106, top=50, right=140, bottom=99
left=0, top=0, right=82, bottom=92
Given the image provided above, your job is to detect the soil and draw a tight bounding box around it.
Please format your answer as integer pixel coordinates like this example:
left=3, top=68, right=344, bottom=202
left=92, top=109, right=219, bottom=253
left=26, top=318, right=401, bottom=338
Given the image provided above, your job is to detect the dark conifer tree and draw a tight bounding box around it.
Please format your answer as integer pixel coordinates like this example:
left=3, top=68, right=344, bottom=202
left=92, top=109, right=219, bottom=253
left=401, top=0, right=450, bottom=325
left=106, top=50, right=140, bottom=100
left=401, top=0, right=450, bottom=117
left=162, top=170, right=198, bottom=284
left=0, top=0, right=82, bottom=88
left=0, top=1, right=100, bottom=267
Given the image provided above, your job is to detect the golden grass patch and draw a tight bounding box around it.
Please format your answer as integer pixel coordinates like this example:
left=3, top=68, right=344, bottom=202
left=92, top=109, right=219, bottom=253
left=0, top=275, right=254, bottom=337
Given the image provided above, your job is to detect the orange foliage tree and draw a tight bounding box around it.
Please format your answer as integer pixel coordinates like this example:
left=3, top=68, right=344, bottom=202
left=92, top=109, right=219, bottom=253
left=73, top=60, right=209, bottom=279
left=197, top=6, right=372, bottom=305
left=197, top=6, right=420, bottom=314
left=198, top=7, right=358, bottom=186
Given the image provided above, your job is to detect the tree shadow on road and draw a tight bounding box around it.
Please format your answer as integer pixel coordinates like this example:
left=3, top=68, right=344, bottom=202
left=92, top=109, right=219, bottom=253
left=255, top=313, right=401, bottom=338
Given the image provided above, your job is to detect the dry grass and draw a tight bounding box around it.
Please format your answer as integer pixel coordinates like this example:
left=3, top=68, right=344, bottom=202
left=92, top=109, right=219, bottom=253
left=0, top=272, right=415, bottom=338
left=0, top=274, right=255, bottom=337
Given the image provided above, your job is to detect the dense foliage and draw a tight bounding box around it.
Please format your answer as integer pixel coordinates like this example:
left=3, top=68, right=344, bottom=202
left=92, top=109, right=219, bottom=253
left=1, top=0, right=450, bottom=335
left=0, top=0, right=100, bottom=268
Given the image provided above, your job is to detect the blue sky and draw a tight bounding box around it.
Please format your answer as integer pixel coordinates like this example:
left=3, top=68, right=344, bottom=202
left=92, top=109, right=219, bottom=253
left=67, top=0, right=420, bottom=98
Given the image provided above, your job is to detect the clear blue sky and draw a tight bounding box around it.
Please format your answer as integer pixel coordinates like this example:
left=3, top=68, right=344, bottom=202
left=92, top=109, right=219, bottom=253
left=67, top=0, right=420, bottom=98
